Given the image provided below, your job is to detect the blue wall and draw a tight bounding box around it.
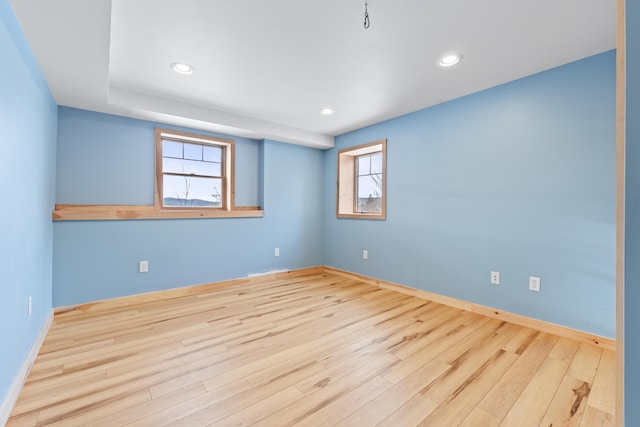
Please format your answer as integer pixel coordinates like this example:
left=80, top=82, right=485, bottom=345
left=0, top=0, right=57, bottom=406
left=56, top=108, right=261, bottom=206
left=324, top=51, right=616, bottom=338
left=53, top=111, right=324, bottom=306
left=625, top=0, right=639, bottom=423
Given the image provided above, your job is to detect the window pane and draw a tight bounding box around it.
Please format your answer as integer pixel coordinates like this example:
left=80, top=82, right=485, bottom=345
left=163, top=175, right=223, bottom=207
left=183, top=143, right=203, bottom=161
left=358, top=175, right=382, bottom=199
left=357, top=174, right=382, bottom=213
left=370, top=152, right=383, bottom=174
left=358, top=155, right=371, bottom=175
left=163, top=158, right=221, bottom=177
left=163, top=140, right=183, bottom=158
left=203, top=145, right=222, bottom=163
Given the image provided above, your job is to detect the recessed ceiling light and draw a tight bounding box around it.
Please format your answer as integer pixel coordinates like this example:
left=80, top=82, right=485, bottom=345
left=320, top=107, right=334, bottom=116
left=438, top=54, right=462, bottom=67
left=171, top=62, right=193, bottom=75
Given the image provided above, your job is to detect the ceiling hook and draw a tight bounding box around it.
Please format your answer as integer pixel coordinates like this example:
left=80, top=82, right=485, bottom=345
left=364, top=0, right=370, bottom=29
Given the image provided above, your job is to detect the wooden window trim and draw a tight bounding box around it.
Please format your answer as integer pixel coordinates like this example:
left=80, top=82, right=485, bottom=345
left=337, top=139, right=387, bottom=220
left=155, top=128, right=235, bottom=211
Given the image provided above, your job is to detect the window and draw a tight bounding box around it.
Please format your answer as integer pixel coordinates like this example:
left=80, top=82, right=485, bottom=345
left=155, top=128, right=234, bottom=210
left=337, top=139, right=387, bottom=219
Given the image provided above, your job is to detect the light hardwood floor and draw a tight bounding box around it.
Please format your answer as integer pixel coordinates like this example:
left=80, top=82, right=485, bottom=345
left=7, top=271, right=615, bottom=426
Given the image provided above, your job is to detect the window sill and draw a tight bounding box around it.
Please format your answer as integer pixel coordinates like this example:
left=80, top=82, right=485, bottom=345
left=337, top=212, right=386, bottom=220
left=52, top=204, right=264, bottom=221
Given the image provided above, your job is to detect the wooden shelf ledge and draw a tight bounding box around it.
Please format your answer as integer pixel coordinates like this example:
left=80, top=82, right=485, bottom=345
left=52, top=204, right=264, bottom=221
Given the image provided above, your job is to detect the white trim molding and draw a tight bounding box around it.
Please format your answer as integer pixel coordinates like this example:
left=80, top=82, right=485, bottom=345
left=0, top=310, right=54, bottom=426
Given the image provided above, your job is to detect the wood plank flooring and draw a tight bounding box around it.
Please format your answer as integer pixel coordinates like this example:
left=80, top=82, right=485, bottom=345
left=7, top=271, right=615, bottom=426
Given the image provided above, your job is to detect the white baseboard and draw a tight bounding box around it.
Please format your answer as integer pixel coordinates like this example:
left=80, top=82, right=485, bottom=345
left=248, top=269, right=289, bottom=277
left=0, top=310, right=53, bottom=426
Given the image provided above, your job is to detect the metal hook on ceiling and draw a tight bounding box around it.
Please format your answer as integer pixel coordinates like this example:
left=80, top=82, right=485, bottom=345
left=364, top=0, right=370, bottom=29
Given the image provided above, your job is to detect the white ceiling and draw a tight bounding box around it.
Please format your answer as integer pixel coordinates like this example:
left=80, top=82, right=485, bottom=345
left=9, top=0, right=615, bottom=149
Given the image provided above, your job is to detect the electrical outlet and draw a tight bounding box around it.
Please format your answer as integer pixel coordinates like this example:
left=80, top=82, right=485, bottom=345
left=139, top=261, right=149, bottom=273
left=274, top=248, right=280, bottom=257
left=490, top=271, right=500, bottom=285
left=28, top=296, right=32, bottom=317
left=529, top=276, right=541, bottom=292
left=363, top=250, right=368, bottom=260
